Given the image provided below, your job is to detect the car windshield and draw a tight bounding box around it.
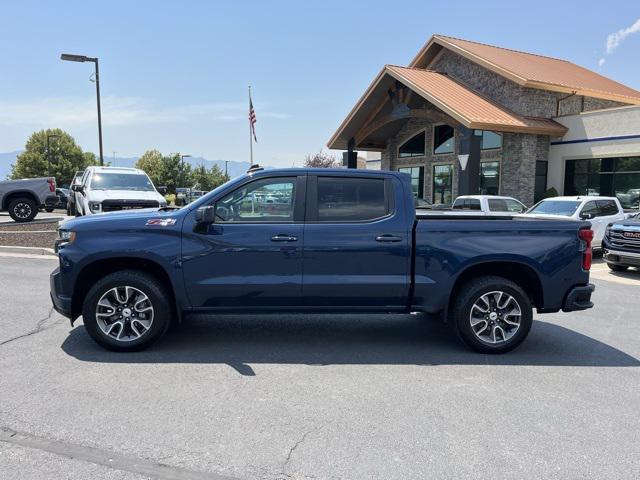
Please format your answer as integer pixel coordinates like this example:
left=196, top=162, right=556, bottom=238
left=90, top=173, right=155, bottom=191
left=527, top=200, right=581, bottom=216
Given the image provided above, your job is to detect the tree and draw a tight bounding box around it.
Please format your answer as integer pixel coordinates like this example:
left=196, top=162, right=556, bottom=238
left=135, top=150, right=164, bottom=187
left=10, top=129, right=98, bottom=186
left=191, top=163, right=228, bottom=192
left=304, top=150, right=341, bottom=168
left=156, top=153, right=193, bottom=194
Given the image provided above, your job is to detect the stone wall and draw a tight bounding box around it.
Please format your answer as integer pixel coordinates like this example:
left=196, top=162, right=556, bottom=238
left=501, top=133, right=550, bottom=205
left=429, top=49, right=629, bottom=117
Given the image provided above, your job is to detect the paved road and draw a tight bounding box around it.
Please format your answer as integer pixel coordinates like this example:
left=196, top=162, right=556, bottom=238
left=0, top=256, right=638, bottom=480
left=0, top=210, right=72, bottom=225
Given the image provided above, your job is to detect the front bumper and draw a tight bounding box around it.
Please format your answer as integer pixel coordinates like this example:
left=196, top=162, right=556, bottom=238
left=603, top=249, right=640, bottom=268
left=50, top=266, right=73, bottom=319
left=562, top=284, right=595, bottom=312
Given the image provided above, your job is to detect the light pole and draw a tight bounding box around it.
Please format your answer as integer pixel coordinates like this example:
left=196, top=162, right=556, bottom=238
left=225, top=160, right=228, bottom=179
left=60, top=53, right=104, bottom=166
left=113, top=151, right=117, bottom=167
left=180, top=154, right=191, bottom=187
left=46, top=133, right=60, bottom=177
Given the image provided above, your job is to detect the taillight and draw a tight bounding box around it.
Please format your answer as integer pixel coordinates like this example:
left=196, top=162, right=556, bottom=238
left=48, top=177, right=56, bottom=192
left=579, top=228, right=594, bottom=271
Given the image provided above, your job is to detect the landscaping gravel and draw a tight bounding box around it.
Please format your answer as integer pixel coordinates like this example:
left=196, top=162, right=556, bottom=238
left=0, top=220, right=58, bottom=249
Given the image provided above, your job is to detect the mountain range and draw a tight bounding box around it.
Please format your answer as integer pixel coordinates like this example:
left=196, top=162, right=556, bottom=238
left=0, top=151, right=264, bottom=180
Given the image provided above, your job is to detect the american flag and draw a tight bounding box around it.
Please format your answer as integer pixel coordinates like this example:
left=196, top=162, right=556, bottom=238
left=249, top=96, right=257, bottom=143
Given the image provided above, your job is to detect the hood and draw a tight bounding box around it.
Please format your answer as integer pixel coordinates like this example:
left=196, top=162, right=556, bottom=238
left=611, top=217, right=640, bottom=228
left=59, top=207, right=182, bottom=231
left=88, top=190, right=165, bottom=202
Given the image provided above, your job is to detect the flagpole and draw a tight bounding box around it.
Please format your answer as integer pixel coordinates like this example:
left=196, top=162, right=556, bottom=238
left=249, top=85, right=254, bottom=167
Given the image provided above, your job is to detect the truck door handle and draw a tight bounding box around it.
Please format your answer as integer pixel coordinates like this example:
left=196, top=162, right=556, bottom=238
left=271, top=234, right=298, bottom=242
left=376, top=234, right=402, bottom=242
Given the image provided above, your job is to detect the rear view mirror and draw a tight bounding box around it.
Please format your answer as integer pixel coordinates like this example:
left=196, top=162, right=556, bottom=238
left=71, top=184, right=83, bottom=193
left=157, top=186, right=167, bottom=195
left=195, top=206, right=215, bottom=224
left=580, top=212, right=595, bottom=220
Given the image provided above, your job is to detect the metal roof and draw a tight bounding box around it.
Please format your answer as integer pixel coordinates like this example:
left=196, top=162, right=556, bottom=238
left=411, top=35, right=640, bottom=105
left=327, top=66, right=567, bottom=150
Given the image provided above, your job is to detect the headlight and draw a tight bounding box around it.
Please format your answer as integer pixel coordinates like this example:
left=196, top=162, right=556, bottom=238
left=58, top=230, right=76, bottom=242
left=89, top=201, right=102, bottom=213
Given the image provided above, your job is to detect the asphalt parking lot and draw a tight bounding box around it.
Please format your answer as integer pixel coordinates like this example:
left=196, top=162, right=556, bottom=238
left=0, top=256, right=638, bottom=480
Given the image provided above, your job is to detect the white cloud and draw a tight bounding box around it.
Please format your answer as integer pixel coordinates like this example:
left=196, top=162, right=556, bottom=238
left=598, top=58, right=606, bottom=68
left=606, top=18, right=640, bottom=54
left=0, top=96, right=289, bottom=128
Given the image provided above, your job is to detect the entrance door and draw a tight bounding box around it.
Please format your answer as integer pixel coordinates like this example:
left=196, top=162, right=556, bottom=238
left=181, top=175, right=306, bottom=309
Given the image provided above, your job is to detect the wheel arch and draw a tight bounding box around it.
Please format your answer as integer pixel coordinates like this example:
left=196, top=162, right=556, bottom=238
left=71, top=257, right=179, bottom=322
left=448, top=260, right=544, bottom=316
left=2, top=190, right=40, bottom=210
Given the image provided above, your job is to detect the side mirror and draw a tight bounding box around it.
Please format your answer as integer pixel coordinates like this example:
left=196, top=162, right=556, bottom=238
left=157, top=186, right=167, bottom=195
left=195, top=206, right=215, bottom=224
left=580, top=212, right=595, bottom=220
left=71, top=184, right=83, bottom=193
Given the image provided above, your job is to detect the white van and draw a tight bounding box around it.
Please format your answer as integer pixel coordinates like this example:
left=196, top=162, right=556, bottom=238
left=72, top=166, right=167, bottom=216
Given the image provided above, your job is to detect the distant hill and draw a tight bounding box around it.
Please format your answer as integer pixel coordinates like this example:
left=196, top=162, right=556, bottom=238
left=0, top=151, right=263, bottom=180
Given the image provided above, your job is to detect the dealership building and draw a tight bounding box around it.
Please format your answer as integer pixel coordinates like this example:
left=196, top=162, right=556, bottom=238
left=328, top=35, right=640, bottom=207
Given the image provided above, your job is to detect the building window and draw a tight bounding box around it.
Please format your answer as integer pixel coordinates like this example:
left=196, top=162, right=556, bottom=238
left=398, top=166, right=424, bottom=199
left=398, top=131, right=426, bottom=158
left=433, top=125, right=454, bottom=155
left=564, top=157, right=640, bottom=209
left=479, top=161, right=500, bottom=195
left=433, top=164, right=453, bottom=205
left=534, top=161, right=548, bottom=203
left=475, top=130, right=502, bottom=150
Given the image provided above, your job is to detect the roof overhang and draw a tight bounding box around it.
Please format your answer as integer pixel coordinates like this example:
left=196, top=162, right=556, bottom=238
left=409, top=35, right=640, bottom=105
left=327, top=65, right=568, bottom=151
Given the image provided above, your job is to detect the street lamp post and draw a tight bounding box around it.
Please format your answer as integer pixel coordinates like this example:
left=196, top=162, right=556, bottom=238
left=180, top=154, right=191, bottom=205
left=60, top=53, right=104, bottom=166
left=46, top=133, right=60, bottom=177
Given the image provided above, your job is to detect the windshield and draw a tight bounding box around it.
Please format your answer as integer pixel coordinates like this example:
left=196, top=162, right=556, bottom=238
left=90, top=173, right=155, bottom=191
left=528, top=200, right=580, bottom=216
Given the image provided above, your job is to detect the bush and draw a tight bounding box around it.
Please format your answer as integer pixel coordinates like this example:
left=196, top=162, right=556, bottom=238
left=543, top=187, right=558, bottom=199
left=165, top=194, right=176, bottom=206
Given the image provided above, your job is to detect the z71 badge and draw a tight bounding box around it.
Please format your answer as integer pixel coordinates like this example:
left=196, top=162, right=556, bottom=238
left=146, top=218, right=177, bottom=226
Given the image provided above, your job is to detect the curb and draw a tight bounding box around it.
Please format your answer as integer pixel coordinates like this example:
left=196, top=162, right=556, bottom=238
left=0, top=245, right=56, bottom=256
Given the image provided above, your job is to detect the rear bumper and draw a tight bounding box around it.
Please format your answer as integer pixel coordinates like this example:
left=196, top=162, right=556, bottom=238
left=50, top=266, right=73, bottom=318
left=603, top=249, right=640, bottom=267
left=562, top=283, right=595, bottom=312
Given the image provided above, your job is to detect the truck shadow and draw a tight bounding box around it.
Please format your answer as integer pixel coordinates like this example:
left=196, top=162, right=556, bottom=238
left=60, top=314, right=640, bottom=375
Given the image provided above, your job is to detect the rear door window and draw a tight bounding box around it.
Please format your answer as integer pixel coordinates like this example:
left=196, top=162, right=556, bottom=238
left=596, top=200, right=619, bottom=216
left=453, top=199, right=481, bottom=210
left=580, top=201, right=598, bottom=217
left=315, top=177, right=388, bottom=222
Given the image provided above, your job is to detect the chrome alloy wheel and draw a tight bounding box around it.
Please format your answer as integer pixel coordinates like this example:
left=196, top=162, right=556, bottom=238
left=469, top=290, right=522, bottom=345
left=14, top=202, right=32, bottom=219
left=95, top=286, right=154, bottom=342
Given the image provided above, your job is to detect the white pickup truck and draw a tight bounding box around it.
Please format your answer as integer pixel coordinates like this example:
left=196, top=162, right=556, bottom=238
left=0, top=177, right=59, bottom=222
left=420, top=195, right=527, bottom=216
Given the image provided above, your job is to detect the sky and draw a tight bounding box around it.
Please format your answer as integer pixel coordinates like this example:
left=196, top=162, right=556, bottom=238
left=0, top=0, right=639, bottom=167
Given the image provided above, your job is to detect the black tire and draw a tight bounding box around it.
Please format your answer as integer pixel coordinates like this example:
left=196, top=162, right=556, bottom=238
left=45, top=207, right=54, bottom=213
left=451, top=275, right=533, bottom=354
left=67, top=201, right=76, bottom=217
left=607, top=263, right=628, bottom=272
left=81, top=270, right=172, bottom=352
left=8, top=197, right=38, bottom=222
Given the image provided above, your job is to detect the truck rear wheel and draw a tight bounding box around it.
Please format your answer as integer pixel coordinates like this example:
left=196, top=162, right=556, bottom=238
left=451, top=275, right=533, bottom=354
left=81, top=270, right=172, bottom=352
left=8, top=197, right=38, bottom=222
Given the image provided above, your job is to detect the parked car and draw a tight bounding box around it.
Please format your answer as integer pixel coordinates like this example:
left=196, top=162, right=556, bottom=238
left=451, top=195, right=527, bottom=214
left=72, top=166, right=167, bottom=216
left=55, top=188, right=69, bottom=211
left=67, top=171, right=84, bottom=216
left=602, top=212, right=640, bottom=271
left=523, top=196, right=626, bottom=249
left=52, top=168, right=595, bottom=354
left=0, top=177, right=58, bottom=222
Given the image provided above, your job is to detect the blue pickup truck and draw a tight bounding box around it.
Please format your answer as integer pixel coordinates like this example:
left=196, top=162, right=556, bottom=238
left=51, top=168, right=595, bottom=354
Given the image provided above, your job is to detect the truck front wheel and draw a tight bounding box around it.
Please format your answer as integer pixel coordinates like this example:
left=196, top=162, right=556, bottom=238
left=452, top=276, right=533, bottom=354
left=81, top=270, right=172, bottom=351
left=8, top=197, right=38, bottom=222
